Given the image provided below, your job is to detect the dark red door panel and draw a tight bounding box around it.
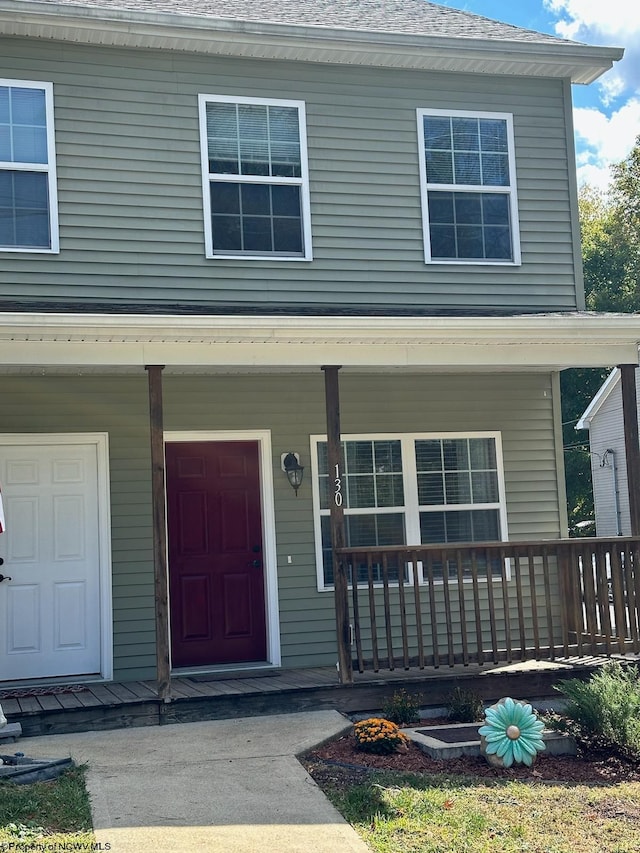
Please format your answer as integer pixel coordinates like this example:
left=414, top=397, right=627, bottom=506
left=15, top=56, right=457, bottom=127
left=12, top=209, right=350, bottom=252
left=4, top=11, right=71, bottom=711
left=166, top=441, right=267, bottom=667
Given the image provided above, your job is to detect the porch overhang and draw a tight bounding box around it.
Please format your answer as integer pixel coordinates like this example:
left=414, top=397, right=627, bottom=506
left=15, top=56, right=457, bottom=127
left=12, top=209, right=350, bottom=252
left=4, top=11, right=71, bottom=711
left=0, top=312, right=638, bottom=372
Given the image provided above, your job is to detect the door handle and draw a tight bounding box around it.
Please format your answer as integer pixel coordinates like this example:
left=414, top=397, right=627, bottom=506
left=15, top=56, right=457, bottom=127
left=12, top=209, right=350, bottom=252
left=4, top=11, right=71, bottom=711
left=249, top=560, right=262, bottom=569
left=0, top=574, right=12, bottom=583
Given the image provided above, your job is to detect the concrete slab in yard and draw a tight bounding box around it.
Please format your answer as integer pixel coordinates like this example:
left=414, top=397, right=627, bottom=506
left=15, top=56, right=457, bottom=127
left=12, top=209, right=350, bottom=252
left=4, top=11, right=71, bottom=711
left=405, top=723, right=576, bottom=760
left=406, top=723, right=482, bottom=759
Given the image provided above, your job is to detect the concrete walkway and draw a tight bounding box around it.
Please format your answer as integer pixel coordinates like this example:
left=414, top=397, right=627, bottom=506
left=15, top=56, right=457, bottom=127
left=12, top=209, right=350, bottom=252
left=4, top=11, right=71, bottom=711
left=22, top=710, right=370, bottom=852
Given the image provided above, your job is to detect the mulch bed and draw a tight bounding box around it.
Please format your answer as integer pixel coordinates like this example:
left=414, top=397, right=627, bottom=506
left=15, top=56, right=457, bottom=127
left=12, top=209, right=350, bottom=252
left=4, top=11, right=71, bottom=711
left=302, top=719, right=640, bottom=789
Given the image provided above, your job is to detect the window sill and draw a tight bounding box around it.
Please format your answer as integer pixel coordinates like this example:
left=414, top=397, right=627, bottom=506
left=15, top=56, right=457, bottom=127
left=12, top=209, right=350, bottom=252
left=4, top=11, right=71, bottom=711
left=0, top=246, right=58, bottom=254
left=425, top=258, right=521, bottom=266
left=207, top=253, right=313, bottom=262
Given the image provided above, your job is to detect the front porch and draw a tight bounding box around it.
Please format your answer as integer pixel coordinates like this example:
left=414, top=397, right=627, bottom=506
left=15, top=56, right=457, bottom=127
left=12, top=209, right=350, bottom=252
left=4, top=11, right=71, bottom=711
left=1, top=656, right=622, bottom=738
left=5, top=532, right=639, bottom=739
left=337, top=535, right=640, bottom=676
left=2, top=312, right=640, bottom=698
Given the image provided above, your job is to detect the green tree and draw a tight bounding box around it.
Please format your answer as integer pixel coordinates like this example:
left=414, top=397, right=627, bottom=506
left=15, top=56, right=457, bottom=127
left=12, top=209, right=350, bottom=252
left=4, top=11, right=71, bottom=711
left=609, top=138, right=640, bottom=300
left=579, top=185, right=629, bottom=311
left=562, top=136, right=640, bottom=533
left=561, top=366, right=608, bottom=533
left=581, top=139, right=640, bottom=312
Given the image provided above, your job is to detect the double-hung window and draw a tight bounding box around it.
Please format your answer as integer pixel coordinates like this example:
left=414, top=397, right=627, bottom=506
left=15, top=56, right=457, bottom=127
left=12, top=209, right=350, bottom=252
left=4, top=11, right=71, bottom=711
left=199, top=95, right=312, bottom=260
left=312, top=433, right=507, bottom=590
left=0, top=80, right=58, bottom=252
left=417, top=109, right=520, bottom=264
left=315, top=438, right=407, bottom=586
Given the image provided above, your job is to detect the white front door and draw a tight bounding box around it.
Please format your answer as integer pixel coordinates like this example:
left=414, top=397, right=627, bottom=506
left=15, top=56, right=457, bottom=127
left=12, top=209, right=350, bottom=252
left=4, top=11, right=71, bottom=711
left=0, top=437, right=108, bottom=681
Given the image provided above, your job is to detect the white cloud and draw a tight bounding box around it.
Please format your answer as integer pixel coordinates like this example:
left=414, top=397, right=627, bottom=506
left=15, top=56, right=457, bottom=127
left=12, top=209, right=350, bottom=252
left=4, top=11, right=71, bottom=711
left=543, top=0, right=640, bottom=99
left=542, top=1, right=640, bottom=189
left=599, top=74, right=625, bottom=107
left=544, top=1, right=640, bottom=39
left=572, top=99, right=640, bottom=190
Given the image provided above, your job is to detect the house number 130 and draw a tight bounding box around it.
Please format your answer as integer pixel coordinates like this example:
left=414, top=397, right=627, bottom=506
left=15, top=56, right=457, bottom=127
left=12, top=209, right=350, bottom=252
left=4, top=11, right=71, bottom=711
left=334, top=464, right=343, bottom=507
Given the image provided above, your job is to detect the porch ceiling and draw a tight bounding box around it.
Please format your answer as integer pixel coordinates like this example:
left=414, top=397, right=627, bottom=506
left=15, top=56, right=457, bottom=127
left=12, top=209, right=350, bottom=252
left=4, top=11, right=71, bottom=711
left=0, top=312, right=638, bottom=373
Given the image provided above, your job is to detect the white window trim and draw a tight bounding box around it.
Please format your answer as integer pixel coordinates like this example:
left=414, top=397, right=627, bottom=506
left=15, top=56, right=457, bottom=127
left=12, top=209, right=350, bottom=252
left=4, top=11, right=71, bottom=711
left=310, top=431, right=509, bottom=592
left=416, top=108, right=521, bottom=266
left=198, top=93, right=313, bottom=261
left=0, top=79, right=59, bottom=254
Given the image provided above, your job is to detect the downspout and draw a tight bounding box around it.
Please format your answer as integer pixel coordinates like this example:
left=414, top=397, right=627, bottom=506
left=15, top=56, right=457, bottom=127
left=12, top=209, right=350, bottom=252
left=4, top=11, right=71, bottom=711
left=602, top=449, right=623, bottom=536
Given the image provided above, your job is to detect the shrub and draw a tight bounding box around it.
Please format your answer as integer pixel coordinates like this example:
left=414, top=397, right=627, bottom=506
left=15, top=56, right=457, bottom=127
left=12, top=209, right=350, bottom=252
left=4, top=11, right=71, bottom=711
left=446, top=687, right=484, bottom=722
left=382, top=688, right=421, bottom=725
left=553, top=661, right=640, bottom=760
left=353, top=718, right=409, bottom=755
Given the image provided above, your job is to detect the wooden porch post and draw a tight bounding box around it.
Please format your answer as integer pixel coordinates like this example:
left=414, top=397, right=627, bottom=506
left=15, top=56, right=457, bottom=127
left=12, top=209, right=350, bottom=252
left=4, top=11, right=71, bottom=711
left=619, top=364, right=640, bottom=536
left=322, top=365, right=353, bottom=685
left=146, top=365, right=171, bottom=702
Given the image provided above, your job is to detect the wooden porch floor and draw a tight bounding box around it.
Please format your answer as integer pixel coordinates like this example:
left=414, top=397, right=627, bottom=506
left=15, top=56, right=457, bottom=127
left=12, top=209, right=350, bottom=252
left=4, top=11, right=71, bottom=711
left=1, top=657, right=631, bottom=738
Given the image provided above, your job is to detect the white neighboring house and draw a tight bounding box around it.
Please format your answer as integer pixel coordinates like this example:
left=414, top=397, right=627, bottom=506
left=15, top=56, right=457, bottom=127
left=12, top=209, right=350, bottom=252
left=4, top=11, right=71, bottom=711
left=577, top=368, right=640, bottom=536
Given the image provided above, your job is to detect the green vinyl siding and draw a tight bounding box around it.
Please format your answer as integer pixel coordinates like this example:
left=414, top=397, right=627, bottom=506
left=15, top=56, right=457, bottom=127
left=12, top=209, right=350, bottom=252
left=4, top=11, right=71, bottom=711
left=0, top=37, right=581, bottom=313
left=163, top=371, right=563, bottom=669
left=0, top=374, right=153, bottom=681
left=0, top=370, right=561, bottom=678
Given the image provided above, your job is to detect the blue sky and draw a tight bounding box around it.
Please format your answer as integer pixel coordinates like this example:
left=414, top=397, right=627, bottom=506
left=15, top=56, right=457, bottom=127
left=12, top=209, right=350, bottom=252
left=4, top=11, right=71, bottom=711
left=434, top=1, right=640, bottom=191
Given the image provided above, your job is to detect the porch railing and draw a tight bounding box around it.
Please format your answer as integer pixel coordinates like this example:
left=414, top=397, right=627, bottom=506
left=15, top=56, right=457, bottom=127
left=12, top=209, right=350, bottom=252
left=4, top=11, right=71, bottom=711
left=336, top=537, right=640, bottom=672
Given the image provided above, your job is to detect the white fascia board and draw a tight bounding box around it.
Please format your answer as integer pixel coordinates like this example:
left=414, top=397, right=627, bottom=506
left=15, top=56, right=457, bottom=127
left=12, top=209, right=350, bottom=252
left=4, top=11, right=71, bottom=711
left=576, top=367, right=621, bottom=430
left=0, top=312, right=639, bottom=371
left=0, top=1, right=623, bottom=82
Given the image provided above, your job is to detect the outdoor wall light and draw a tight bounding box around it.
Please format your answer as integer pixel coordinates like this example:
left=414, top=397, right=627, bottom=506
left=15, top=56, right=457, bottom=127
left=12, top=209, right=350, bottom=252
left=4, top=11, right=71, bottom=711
left=281, top=452, right=304, bottom=496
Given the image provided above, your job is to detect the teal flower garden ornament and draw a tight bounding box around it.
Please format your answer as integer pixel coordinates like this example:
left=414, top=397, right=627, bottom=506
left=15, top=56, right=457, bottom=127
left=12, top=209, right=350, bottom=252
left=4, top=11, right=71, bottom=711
left=478, top=697, right=546, bottom=768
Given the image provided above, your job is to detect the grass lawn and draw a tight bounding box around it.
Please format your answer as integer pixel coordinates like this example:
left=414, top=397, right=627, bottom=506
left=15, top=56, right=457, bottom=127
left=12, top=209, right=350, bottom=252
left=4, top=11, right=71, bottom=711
left=0, top=766, right=95, bottom=849
left=313, top=766, right=640, bottom=853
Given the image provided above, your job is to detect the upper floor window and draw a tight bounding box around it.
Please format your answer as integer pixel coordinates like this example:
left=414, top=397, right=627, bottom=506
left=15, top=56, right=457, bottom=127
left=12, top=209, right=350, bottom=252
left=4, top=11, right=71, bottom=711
left=0, top=80, right=58, bottom=252
left=417, top=109, right=520, bottom=265
left=199, top=95, right=312, bottom=260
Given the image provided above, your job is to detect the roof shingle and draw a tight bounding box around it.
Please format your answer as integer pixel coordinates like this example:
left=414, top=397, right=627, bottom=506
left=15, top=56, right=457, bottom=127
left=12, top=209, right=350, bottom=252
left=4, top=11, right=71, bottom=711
left=19, top=0, right=579, bottom=45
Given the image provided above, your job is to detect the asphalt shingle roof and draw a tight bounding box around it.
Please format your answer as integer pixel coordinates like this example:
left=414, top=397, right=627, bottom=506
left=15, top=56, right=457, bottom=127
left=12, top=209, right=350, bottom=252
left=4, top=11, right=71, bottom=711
left=24, top=0, right=579, bottom=45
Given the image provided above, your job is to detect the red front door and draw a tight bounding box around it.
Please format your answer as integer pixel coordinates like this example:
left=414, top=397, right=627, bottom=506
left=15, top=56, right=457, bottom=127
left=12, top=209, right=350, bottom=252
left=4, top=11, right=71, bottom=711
left=166, top=441, right=267, bottom=668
